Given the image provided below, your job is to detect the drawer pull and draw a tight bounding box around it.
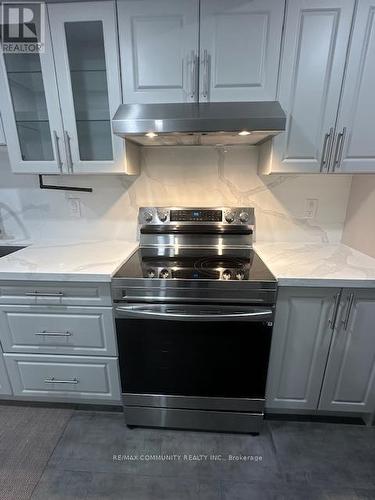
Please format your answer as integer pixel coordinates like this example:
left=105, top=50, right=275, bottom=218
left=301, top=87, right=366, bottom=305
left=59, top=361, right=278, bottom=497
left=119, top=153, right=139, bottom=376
left=25, top=291, right=64, bottom=297
left=35, top=331, right=72, bottom=337
left=44, top=377, right=79, bottom=384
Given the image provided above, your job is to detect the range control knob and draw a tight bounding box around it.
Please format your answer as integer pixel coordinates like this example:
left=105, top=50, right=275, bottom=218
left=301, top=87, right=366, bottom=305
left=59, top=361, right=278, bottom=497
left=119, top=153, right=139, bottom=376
left=143, top=211, right=153, bottom=223
left=222, top=269, right=232, bottom=280
left=159, top=268, right=170, bottom=279
left=147, top=269, right=156, bottom=278
left=158, top=211, right=168, bottom=222
left=239, top=212, right=249, bottom=223
left=225, top=212, right=235, bottom=223
left=235, top=271, right=245, bottom=281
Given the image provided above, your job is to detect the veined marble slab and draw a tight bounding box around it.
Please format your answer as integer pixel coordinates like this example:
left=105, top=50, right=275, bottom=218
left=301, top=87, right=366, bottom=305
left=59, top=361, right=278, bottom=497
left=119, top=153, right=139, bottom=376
left=255, top=242, right=375, bottom=288
left=0, top=239, right=375, bottom=288
left=0, top=239, right=138, bottom=282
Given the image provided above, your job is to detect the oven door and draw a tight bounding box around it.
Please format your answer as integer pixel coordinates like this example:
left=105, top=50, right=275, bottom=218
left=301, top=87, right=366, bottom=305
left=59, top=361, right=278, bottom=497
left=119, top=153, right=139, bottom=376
left=115, top=303, right=274, bottom=412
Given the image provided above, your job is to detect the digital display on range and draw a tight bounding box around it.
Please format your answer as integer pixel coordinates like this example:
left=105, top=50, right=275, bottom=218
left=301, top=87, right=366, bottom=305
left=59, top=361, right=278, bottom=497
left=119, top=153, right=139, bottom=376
left=170, top=210, right=222, bottom=222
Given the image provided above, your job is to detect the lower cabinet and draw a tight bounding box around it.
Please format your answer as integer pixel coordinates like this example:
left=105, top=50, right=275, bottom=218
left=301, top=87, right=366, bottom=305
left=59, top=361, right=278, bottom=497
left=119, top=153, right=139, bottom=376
left=266, top=287, right=339, bottom=410
left=319, top=289, right=375, bottom=413
left=266, top=287, right=375, bottom=418
left=4, top=354, right=121, bottom=403
left=0, top=280, right=121, bottom=405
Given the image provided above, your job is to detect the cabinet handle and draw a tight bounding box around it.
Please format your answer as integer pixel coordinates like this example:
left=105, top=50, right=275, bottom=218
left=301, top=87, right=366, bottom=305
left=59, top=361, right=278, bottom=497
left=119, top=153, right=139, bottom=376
left=342, top=292, right=355, bottom=330
left=35, top=331, right=71, bottom=337
left=320, top=127, right=334, bottom=172
left=328, top=291, right=341, bottom=330
left=64, top=130, right=73, bottom=173
left=332, top=127, right=347, bottom=172
left=44, top=377, right=79, bottom=384
left=52, top=131, right=63, bottom=173
left=25, top=291, right=64, bottom=297
left=188, top=50, right=196, bottom=100
left=202, top=49, right=209, bottom=99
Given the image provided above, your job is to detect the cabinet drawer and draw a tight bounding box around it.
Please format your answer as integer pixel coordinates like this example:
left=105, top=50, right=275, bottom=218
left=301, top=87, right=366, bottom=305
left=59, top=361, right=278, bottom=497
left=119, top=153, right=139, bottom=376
left=0, top=281, right=111, bottom=306
left=4, top=354, right=121, bottom=402
left=0, top=305, right=117, bottom=356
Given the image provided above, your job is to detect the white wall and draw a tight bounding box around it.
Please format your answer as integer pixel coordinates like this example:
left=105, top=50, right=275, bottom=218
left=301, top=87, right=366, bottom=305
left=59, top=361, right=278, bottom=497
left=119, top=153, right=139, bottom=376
left=342, top=176, right=375, bottom=259
left=0, top=145, right=352, bottom=243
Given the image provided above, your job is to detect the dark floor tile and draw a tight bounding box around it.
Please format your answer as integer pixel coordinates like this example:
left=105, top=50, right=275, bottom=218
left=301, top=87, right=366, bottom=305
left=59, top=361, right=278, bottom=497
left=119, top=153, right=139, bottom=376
left=269, top=421, right=375, bottom=489
left=155, top=423, right=281, bottom=481
left=49, top=411, right=163, bottom=475
left=221, top=480, right=359, bottom=500
left=87, top=472, right=221, bottom=500
left=355, top=489, right=375, bottom=499
left=31, top=467, right=90, bottom=499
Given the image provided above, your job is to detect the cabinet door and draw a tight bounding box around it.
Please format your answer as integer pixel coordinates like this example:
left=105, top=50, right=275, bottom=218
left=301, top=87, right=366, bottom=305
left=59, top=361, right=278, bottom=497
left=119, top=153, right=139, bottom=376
left=0, top=114, right=6, bottom=145
left=319, top=289, right=375, bottom=413
left=118, top=0, right=199, bottom=104
left=261, top=0, right=355, bottom=174
left=0, top=347, right=12, bottom=396
left=48, top=1, right=125, bottom=174
left=332, top=0, right=375, bottom=173
left=266, top=287, right=339, bottom=410
left=0, top=18, right=67, bottom=173
left=199, top=0, right=284, bottom=102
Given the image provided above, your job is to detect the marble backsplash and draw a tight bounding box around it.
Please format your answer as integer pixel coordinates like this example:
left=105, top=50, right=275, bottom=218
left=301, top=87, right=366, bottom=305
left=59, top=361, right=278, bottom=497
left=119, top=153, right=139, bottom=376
left=0, top=145, right=352, bottom=244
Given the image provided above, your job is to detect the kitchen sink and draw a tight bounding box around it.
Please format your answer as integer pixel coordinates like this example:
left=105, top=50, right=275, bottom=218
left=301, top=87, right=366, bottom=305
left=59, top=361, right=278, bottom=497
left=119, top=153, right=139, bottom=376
left=0, top=246, right=26, bottom=258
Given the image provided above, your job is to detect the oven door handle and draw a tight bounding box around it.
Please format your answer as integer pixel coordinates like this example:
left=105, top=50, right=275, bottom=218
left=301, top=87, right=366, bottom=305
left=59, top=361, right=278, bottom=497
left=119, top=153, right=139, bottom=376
left=115, top=307, right=273, bottom=322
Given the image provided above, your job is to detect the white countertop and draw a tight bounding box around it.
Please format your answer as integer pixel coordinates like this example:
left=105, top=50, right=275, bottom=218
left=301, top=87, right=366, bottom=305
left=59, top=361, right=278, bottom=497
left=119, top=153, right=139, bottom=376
left=0, top=239, right=138, bottom=282
left=255, top=242, right=375, bottom=288
left=1, top=239, right=375, bottom=287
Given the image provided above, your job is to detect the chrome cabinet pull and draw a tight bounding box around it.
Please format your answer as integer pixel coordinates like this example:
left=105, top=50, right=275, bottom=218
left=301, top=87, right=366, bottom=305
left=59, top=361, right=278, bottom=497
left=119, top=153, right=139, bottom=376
left=189, top=50, right=197, bottom=100
left=52, top=130, right=63, bottom=173
left=44, top=377, right=79, bottom=384
left=64, top=130, right=73, bottom=173
left=332, top=127, right=347, bottom=172
left=35, top=331, right=71, bottom=337
left=328, top=291, right=341, bottom=330
left=320, top=127, right=334, bottom=172
left=202, top=49, right=209, bottom=99
left=25, top=291, right=64, bottom=297
left=342, top=292, right=355, bottom=330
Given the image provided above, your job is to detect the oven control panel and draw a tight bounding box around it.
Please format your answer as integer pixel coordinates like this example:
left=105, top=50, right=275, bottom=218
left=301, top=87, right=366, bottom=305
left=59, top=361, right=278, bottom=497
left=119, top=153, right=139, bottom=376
left=139, top=207, right=255, bottom=226
left=170, top=209, right=222, bottom=222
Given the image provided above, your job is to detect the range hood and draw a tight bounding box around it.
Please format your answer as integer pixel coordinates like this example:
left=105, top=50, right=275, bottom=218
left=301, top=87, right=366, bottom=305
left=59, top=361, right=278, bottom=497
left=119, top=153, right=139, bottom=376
left=112, top=101, right=286, bottom=147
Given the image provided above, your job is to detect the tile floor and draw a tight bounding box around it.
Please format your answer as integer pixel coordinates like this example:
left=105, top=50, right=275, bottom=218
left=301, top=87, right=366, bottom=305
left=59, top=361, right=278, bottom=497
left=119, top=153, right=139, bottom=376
left=27, top=410, right=375, bottom=499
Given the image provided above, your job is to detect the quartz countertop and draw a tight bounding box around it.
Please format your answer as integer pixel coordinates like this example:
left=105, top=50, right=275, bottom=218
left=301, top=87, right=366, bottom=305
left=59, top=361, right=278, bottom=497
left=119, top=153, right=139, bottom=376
left=254, top=242, right=375, bottom=288
left=1, top=238, right=375, bottom=288
left=0, top=239, right=138, bottom=282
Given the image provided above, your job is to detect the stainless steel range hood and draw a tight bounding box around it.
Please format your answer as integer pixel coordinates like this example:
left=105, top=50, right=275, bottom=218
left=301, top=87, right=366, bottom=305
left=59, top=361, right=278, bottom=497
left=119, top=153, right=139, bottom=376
left=112, top=101, right=286, bottom=147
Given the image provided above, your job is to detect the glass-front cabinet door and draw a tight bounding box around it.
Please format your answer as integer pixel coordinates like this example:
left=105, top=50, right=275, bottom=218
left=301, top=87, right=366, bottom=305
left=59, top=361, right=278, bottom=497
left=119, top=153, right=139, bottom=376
left=48, top=1, right=124, bottom=174
left=0, top=21, right=66, bottom=173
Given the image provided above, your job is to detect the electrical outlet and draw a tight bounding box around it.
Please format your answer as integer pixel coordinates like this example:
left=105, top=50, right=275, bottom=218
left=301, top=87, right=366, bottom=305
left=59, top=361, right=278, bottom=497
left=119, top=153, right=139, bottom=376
left=304, top=199, right=318, bottom=219
left=69, top=198, right=81, bottom=218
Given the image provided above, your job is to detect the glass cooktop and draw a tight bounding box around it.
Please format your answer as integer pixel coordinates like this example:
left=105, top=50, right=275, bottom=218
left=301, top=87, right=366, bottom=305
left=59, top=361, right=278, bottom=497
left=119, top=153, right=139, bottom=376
left=114, top=248, right=276, bottom=282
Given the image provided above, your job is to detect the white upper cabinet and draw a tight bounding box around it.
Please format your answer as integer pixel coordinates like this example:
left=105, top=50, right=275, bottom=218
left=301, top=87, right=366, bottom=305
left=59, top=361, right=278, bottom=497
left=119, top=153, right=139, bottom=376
left=118, top=0, right=199, bottom=104
left=48, top=1, right=128, bottom=174
left=0, top=19, right=67, bottom=174
left=259, top=0, right=356, bottom=174
left=332, top=0, right=375, bottom=173
left=199, top=0, right=284, bottom=102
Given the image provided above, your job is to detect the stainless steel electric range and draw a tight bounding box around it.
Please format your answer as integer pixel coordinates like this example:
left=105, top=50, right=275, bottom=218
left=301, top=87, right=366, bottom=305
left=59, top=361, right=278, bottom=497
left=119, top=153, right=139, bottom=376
left=112, top=207, right=277, bottom=434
